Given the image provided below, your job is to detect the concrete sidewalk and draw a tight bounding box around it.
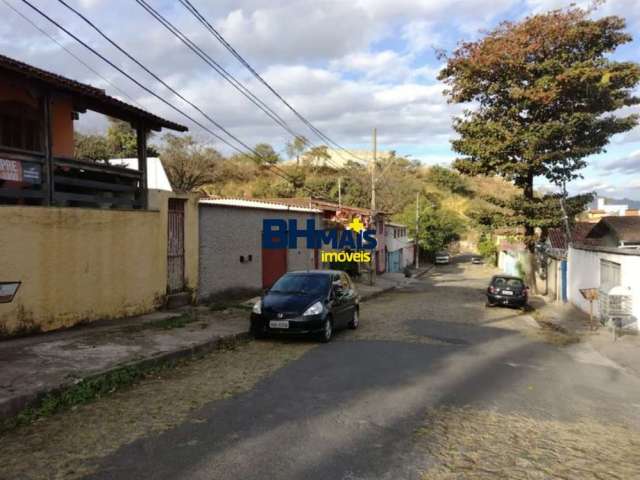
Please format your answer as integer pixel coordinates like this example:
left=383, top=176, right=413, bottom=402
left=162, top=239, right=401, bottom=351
left=0, top=307, right=249, bottom=420
left=534, top=299, right=640, bottom=378
left=0, top=269, right=427, bottom=421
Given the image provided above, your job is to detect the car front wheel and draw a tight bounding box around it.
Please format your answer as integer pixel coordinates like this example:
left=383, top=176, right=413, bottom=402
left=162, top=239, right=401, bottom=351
left=319, top=317, right=333, bottom=343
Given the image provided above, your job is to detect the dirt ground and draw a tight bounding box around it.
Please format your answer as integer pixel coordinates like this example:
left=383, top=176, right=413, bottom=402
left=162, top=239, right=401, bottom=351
left=417, top=406, right=640, bottom=480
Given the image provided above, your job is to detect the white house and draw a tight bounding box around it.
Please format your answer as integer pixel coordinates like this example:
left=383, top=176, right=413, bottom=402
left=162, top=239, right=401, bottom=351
left=593, top=197, right=629, bottom=217
left=109, top=157, right=173, bottom=192
left=384, top=223, right=415, bottom=272
left=568, top=217, right=640, bottom=330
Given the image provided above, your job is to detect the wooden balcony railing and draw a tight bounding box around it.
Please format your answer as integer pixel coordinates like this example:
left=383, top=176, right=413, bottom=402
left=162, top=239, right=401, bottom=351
left=0, top=147, right=145, bottom=209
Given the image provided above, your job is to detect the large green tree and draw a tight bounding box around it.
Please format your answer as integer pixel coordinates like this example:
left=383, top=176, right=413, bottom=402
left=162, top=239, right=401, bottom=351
left=439, top=6, right=640, bottom=285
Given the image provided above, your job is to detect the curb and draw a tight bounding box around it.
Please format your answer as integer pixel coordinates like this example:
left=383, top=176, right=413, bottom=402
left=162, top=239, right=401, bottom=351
left=0, top=331, right=251, bottom=422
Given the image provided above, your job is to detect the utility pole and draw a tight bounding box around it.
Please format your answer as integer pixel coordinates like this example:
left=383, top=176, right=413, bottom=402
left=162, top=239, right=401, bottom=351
left=369, top=128, right=377, bottom=286
left=415, top=192, right=420, bottom=269
left=338, top=177, right=342, bottom=208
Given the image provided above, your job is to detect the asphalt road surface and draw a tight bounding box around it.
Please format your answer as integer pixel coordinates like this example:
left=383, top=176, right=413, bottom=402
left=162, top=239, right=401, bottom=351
left=5, top=256, right=640, bottom=479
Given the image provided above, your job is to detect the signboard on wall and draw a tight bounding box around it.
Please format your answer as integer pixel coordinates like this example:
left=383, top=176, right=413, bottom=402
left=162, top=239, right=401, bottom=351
left=0, top=158, right=41, bottom=183
left=0, top=158, right=22, bottom=182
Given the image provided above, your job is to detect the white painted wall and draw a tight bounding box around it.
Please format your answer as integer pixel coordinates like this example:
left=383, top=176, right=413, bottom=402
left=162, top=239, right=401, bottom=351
left=568, top=246, right=640, bottom=329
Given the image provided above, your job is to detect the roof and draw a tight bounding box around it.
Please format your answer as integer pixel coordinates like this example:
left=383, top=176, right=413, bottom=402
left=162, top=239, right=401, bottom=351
left=0, top=54, right=187, bottom=132
left=199, top=197, right=321, bottom=213
left=586, top=216, right=640, bottom=243
left=265, top=197, right=377, bottom=216
left=109, top=158, right=172, bottom=191
left=547, top=222, right=594, bottom=250
left=385, top=222, right=407, bottom=228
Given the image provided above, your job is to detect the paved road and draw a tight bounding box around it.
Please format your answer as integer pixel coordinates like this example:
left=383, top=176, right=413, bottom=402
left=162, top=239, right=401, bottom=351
left=3, top=257, right=639, bottom=479
left=85, top=257, right=640, bottom=479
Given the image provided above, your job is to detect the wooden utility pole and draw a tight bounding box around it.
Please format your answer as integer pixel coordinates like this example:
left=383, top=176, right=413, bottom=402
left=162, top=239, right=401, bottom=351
left=369, top=128, right=377, bottom=286
left=415, top=192, right=420, bottom=269
left=338, top=177, right=342, bottom=207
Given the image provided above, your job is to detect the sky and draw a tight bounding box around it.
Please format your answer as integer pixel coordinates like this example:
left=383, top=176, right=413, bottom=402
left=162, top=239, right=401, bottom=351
left=1, top=0, right=639, bottom=200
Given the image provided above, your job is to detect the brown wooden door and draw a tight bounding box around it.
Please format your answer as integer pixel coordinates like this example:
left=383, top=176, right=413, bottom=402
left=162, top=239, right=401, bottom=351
left=167, top=199, right=185, bottom=293
left=262, top=248, right=287, bottom=289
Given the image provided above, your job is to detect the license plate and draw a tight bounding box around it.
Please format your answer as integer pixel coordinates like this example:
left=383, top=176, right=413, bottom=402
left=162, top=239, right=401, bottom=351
left=502, top=290, right=514, bottom=296
left=269, top=320, right=289, bottom=329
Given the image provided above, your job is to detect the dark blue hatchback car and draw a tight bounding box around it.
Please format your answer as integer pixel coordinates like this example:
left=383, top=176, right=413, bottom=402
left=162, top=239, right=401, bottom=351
left=250, top=270, right=359, bottom=342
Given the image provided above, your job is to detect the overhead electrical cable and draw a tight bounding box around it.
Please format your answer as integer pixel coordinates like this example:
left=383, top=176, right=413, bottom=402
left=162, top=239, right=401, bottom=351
left=136, top=0, right=342, bottom=170
left=178, top=0, right=371, bottom=167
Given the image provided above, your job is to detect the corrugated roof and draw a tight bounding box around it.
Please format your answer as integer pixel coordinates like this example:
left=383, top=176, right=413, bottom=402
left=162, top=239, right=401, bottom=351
left=547, top=222, right=594, bottom=250
left=264, top=197, right=376, bottom=215
left=0, top=54, right=187, bottom=132
left=199, top=197, right=321, bottom=213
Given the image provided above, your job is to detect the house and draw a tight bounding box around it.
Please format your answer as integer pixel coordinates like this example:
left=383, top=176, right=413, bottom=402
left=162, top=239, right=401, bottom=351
left=384, top=222, right=415, bottom=272
left=583, top=216, right=640, bottom=249
left=542, top=223, right=593, bottom=302
left=198, top=198, right=321, bottom=300
left=582, top=197, right=630, bottom=222
left=265, top=197, right=387, bottom=274
left=568, top=217, right=640, bottom=330
left=0, top=55, right=198, bottom=336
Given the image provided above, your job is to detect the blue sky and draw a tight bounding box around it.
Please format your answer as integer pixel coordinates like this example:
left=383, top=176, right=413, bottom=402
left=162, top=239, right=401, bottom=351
left=1, top=0, right=639, bottom=199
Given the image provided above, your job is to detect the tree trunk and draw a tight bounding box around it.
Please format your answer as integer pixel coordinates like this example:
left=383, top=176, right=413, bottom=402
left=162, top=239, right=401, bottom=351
left=523, top=172, right=538, bottom=293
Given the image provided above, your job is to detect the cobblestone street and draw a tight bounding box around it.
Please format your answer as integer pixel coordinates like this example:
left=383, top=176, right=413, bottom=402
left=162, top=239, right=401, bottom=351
left=2, top=257, right=639, bottom=479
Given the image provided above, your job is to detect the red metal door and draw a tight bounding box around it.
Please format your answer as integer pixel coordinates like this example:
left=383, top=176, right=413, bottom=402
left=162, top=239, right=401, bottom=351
left=167, top=199, right=185, bottom=293
left=262, top=248, right=287, bottom=289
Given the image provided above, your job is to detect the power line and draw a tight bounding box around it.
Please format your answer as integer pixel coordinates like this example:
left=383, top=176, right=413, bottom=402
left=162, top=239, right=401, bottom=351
left=136, top=0, right=342, bottom=171
left=179, top=0, right=372, bottom=167
left=1, top=0, right=139, bottom=107
left=134, top=0, right=297, bottom=141
left=19, top=0, right=331, bottom=200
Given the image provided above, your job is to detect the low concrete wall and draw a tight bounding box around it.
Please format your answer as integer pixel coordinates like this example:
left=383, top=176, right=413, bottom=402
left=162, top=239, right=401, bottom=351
left=568, top=245, right=640, bottom=329
left=0, top=206, right=165, bottom=335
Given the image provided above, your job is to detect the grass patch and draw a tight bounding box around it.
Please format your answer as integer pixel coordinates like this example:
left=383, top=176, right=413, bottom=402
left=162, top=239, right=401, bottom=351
left=0, top=335, right=250, bottom=434
left=122, top=313, right=198, bottom=333
left=1, top=364, right=155, bottom=433
left=209, top=302, right=252, bottom=312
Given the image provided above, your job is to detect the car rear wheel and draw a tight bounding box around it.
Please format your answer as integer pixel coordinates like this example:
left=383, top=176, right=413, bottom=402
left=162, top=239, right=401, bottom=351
left=348, top=309, right=359, bottom=329
left=319, top=317, right=333, bottom=343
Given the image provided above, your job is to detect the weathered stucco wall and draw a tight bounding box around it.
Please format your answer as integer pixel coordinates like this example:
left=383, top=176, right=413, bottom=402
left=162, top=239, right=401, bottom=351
left=198, top=205, right=318, bottom=301
left=568, top=246, right=640, bottom=330
left=0, top=192, right=199, bottom=336
left=0, top=205, right=165, bottom=335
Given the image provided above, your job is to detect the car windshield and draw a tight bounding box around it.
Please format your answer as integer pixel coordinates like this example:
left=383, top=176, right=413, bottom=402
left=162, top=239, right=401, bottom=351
left=270, top=274, right=330, bottom=295
left=493, top=277, right=523, bottom=288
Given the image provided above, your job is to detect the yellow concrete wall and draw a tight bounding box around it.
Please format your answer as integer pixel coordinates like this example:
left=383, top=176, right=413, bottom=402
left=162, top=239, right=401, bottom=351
left=148, top=190, right=200, bottom=300
left=0, top=206, right=166, bottom=335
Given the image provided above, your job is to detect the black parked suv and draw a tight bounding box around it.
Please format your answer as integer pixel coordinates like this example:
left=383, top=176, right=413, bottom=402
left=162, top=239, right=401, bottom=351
left=486, top=275, right=529, bottom=308
left=251, top=270, right=359, bottom=343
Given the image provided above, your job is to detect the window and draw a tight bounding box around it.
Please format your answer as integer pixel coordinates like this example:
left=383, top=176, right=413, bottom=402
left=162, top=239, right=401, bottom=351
left=600, top=260, right=621, bottom=292
left=0, top=101, right=43, bottom=152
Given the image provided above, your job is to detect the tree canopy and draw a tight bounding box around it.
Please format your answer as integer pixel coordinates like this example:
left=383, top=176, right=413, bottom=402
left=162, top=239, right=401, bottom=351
left=439, top=6, right=640, bottom=284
